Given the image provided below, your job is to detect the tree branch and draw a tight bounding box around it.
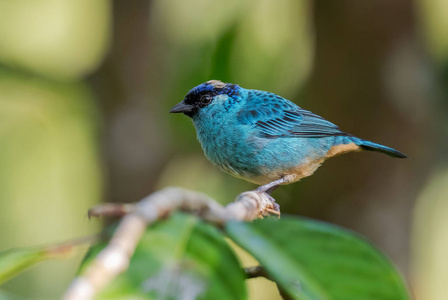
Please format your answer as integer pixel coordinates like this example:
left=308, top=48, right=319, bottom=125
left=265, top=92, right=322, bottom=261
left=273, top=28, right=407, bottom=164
left=244, top=265, right=293, bottom=300
left=88, top=203, right=135, bottom=218
left=245, top=265, right=269, bottom=279
left=63, top=187, right=277, bottom=300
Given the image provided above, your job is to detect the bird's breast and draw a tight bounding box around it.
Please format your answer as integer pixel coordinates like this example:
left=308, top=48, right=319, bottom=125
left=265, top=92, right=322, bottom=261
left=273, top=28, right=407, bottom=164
left=194, top=118, right=264, bottom=177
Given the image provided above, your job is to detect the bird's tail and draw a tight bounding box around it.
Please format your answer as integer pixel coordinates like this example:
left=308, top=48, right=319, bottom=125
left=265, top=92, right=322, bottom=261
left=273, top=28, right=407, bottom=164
left=354, top=138, right=407, bottom=158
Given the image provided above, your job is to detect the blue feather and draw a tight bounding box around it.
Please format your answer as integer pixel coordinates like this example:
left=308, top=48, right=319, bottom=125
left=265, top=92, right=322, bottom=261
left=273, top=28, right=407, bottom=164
left=355, top=140, right=407, bottom=158
left=237, top=90, right=345, bottom=138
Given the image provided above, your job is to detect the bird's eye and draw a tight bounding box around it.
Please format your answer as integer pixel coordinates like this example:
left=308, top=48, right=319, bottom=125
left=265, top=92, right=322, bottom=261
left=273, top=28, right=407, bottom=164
left=201, top=95, right=212, bottom=105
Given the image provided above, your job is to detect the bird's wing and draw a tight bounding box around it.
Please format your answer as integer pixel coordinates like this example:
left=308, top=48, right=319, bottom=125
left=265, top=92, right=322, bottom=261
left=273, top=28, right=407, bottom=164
left=237, top=91, right=346, bottom=138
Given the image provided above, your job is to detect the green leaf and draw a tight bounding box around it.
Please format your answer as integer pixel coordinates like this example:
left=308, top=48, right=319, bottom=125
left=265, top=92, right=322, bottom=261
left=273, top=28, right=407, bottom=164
left=226, top=216, right=409, bottom=300
left=82, top=213, right=247, bottom=300
left=0, top=248, right=46, bottom=284
left=0, top=289, right=22, bottom=300
left=0, top=245, right=71, bottom=285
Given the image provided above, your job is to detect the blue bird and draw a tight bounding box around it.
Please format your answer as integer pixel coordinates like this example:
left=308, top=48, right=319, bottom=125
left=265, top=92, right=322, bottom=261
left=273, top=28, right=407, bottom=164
left=170, top=80, right=406, bottom=198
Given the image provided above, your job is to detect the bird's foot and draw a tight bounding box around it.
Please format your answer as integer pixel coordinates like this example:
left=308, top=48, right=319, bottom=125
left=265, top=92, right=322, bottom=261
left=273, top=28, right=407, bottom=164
left=251, top=189, right=281, bottom=216
left=265, top=194, right=280, bottom=216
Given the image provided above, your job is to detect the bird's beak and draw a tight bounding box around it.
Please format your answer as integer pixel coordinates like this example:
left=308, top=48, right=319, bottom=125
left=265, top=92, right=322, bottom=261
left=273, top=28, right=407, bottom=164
left=169, top=101, right=195, bottom=114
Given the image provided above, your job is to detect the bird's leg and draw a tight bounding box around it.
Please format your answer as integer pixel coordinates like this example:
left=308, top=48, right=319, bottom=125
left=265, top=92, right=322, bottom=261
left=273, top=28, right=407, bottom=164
left=256, top=178, right=286, bottom=194
left=264, top=185, right=279, bottom=195
left=256, top=175, right=295, bottom=194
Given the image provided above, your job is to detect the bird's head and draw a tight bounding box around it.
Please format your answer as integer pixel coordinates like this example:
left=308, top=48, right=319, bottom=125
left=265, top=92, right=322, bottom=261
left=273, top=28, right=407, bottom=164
left=170, top=80, right=241, bottom=118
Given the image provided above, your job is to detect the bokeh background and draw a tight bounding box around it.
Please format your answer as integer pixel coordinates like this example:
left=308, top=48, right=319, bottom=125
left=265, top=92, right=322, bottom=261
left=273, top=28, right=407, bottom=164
left=0, top=0, right=447, bottom=299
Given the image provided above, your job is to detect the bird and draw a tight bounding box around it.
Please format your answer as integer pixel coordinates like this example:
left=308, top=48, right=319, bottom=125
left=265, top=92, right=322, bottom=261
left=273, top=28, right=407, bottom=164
left=170, top=80, right=406, bottom=199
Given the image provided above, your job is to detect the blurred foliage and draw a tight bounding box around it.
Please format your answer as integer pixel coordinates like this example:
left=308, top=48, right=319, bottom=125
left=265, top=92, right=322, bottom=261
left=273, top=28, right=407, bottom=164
left=153, top=0, right=311, bottom=92
left=0, top=0, right=111, bottom=80
left=69, top=214, right=409, bottom=299
left=0, top=0, right=446, bottom=298
left=0, top=0, right=108, bottom=297
left=0, top=70, right=102, bottom=297
left=417, top=0, right=448, bottom=63
left=414, top=0, right=448, bottom=299
left=81, top=213, right=247, bottom=300
left=412, top=167, right=448, bottom=300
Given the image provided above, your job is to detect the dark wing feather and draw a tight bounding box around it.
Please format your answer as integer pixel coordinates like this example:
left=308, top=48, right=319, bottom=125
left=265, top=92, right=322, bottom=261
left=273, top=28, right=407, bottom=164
left=237, top=90, right=347, bottom=138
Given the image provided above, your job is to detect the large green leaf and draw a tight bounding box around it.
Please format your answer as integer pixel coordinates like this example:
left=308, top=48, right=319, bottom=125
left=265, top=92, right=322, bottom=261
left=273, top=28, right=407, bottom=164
left=226, top=216, right=409, bottom=300
left=82, top=213, right=247, bottom=300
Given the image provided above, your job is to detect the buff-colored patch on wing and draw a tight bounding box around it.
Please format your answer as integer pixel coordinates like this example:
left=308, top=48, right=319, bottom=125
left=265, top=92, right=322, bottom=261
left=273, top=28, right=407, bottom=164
left=206, top=80, right=226, bottom=88
left=326, top=142, right=360, bottom=158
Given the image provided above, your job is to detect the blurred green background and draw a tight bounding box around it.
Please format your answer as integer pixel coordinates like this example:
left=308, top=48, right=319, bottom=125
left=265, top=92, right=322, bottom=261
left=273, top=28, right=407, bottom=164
left=0, top=0, right=447, bottom=299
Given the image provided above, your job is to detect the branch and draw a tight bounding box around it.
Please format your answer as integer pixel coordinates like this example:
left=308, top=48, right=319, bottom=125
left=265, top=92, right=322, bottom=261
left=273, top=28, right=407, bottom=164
left=244, top=265, right=293, bottom=300
left=63, top=187, right=277, bottom=300
left=245, top=265, right=270, bottom=279
left=88, top=203, right=135, bottom=218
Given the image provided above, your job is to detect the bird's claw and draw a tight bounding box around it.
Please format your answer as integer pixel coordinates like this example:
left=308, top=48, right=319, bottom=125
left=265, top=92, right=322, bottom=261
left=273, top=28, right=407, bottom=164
left=265, top=194, right=280, bottom=214
left=253, top=191, right=280, bottom=217
left=254, top=184, right=281, bottom=216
